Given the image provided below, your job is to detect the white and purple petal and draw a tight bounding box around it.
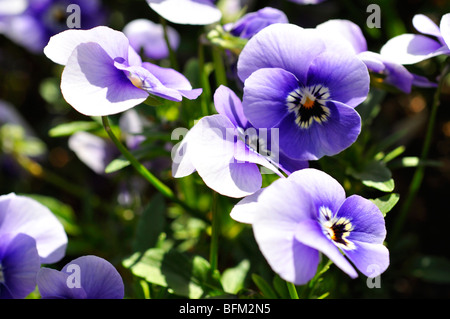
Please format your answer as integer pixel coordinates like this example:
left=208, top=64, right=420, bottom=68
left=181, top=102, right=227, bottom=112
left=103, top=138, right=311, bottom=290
left=61, top=42, right=148, bottom=116
left=0, top=193, right=67, bottom=264
left=146, top=0, right=221, bottom=25
left=44, top=26, right=131, bottom=66
left=380, top=33, right=448, bottom=65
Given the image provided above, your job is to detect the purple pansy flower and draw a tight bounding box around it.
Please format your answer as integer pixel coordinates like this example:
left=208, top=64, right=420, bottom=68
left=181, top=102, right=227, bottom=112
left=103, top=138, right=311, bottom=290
left=123, top=19, right=180, bottom=61
left=37, top=255, right=124, bottom=299
left=381, top=13, right=450, bottom=65
left=224, top=7, right=288, bottom=39
left=172, top=85, right=308, bottom=198
left=0, top=193, right=68, bottom=299
left=44, top=26, right=202, bottom=116
left=146, top=0, right=221, bottom=25
left=316, top=19, right=416, bottom=93
left=230, top=168, right=389, bottom=285
left=237, top=24, right=368, bottom=161
left=0, top=0, right=106, bottom=53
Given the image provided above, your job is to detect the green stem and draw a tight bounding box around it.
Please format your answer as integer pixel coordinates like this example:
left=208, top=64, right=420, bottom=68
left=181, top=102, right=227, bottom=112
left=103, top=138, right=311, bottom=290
left=212, top=46, right=228, bottom=88
left=101, top=116, right=205, bottom=221
left=391, top=64, right=449, bottom=242
left=160, top=17, right=179, bottom=71
left=198, top=38, right=211, bottom=117
left=209, top=191, right=220, bottom=272
left=286, top=281, right=299, bottom=299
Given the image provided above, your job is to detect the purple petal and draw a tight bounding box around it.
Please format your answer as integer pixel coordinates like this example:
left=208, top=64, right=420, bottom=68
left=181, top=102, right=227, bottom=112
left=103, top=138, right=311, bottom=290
left=147, top=0, right=222, bottom=25
left=0, top=193, right=67, bottom=264
left=294, top=220, right=358, bottom=278
left=412, top=73, right=438, bottom=88
left=115, top=62, right=184, bottom=102
left=229, top=7, right=289, bottom=39
left=360, top=52, right=414, bottom=93
left=37, top=268, right=87, bottom=299
left=0, top=233, right=40, bottom=299
left=242, top=67, right=299, bottom=128
left=123, top=19, right=180, bottom=60
left=412, top=14, right=442, bottom=39
left=254, top=221, right=320, bottom=285
left=1, top=15, right=48, bottom=53
left=142, top=62, right=202, bottom=100
left=213, top=85, right=249, bottom=129
left=171, top=126, right=198, bottom=178
left=440, top=13, right=450, bottom=48
left=337, top=195, right=386, bottom=244
left=61, top=42, right=148, bottom=116
left=357, top=51, right=386, bottom=73
left=344, top=241, right=389, bottom=278
left=230, top=188, right=265, bottom=224
left=44, top=26, right=130, bottom=66
left=68, top=132, right=116, bottom=174
left=277, top=152, right=309, bottom=175
left=380, top=34, right=445, bottom=64
left=61, top=256, right=124, bottom=299
left=306, top=51, right=370, bottom=108
left=237, top=24, right=326, bottom=84
left=316, top=19, right=367, bottom=54
left=277, top=101, right=361, bottom=161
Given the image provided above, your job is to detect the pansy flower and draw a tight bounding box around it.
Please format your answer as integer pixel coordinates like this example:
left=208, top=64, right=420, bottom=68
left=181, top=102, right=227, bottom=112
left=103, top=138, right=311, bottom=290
left=0, top=0, right=106, bottom=53
left=230, top=168, right=389, bottom=285
left=172, top=85, right=308, bottom=198
left=381, top=13, right=450, bottom=65
left=224, top=7, right=288, bottom=39
left=146, top=0, right=221, bottom=25
left=123, top=19, right=180, bottom=61
left=44, top=26, right=202, bottom=116
left=0, top=193, right=68, bottom=299
left=37, top=255, right=124, bottom=299
left=237, top=24, right=368, bottom=161
left=317, top=19, right=438, bottom=90
left=316, top=19, right=417, bottom=93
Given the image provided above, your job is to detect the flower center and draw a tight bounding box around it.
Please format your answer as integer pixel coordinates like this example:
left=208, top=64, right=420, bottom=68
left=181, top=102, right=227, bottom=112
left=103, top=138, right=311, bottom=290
left=127, top=73, right=145, bottom=90
left=286, top=85, right=331, bottom=129
left=319, top=206, right=355, bottom=251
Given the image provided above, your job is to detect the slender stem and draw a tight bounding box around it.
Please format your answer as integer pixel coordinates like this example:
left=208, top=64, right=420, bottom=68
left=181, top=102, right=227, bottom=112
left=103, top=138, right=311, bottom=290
left=391, top=64, right=449, bottom=242
left=286, top=281, right=299, bottom=299
left=198, top=38, right=211, bottom=117
left=209, top=191, right=220, bottom=272
left=160, top=17, right=179, bottom=71
left=212, top=46, right=228, bottom=88
left=101, top=116, right=206, bottom=221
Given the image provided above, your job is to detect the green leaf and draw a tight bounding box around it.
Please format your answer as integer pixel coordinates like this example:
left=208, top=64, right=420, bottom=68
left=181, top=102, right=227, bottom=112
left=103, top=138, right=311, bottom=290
left=370, top=193, right=400, bottom=217
left=22, top=194, right=80, bottom=236
left=348, top=160, right=395, bottom=192
left=272, top=275, right=290, bottom=299
left=104, top=158, right=130, bottom=174
left=122, top=248, right=223, bottom=298
left=221, top=259, right=250, bottom=294
left=48, top=121, right=101, bottom=137
left=132, top=194, right=166, bottom=253
left=410, top=255, right=450, bottom=284
left=251, top=274, right=278, bottom=299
